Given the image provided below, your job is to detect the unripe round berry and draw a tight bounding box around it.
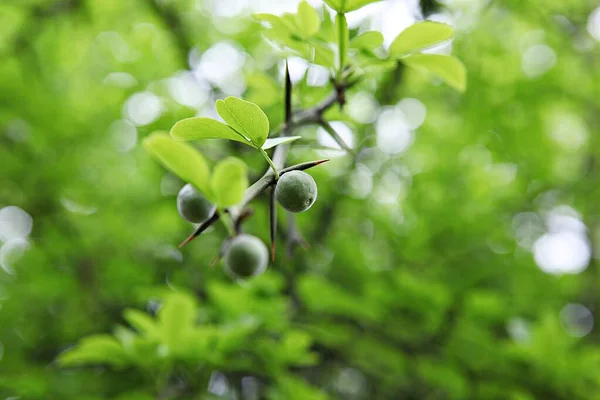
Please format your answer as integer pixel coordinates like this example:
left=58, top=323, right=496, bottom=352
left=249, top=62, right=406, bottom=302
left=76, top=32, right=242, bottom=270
left=223, top=234, right=269, bottom=279
left=176, top=184, right=215, bottom=223
left=275, top=171, right=318, bottom=213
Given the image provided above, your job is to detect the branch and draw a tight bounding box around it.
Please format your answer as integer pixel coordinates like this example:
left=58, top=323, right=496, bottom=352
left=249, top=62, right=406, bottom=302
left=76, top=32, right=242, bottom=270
left=318, top=119, right=355, bottom=156
left=180, top=159, right=329, bottom=248
left=179, top=71, right=353, bottom=247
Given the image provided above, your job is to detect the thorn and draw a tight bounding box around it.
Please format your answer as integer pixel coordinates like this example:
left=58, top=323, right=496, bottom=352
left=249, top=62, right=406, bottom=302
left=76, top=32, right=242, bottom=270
left=178, top=211, right=220, bottom=248
left=285, top=59, right=292, bottom=124
left=295, top=158, right=330, bottom=172
left=178, top=233, right=196, bottom=249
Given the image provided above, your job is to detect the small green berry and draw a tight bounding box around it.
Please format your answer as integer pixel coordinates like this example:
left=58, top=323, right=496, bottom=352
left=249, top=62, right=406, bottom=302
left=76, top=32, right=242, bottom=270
left=275, top=170, right=318, bottom=213
left=223, top=234, right=269, bottom=279
left=176, top=184, right=215, bottom=223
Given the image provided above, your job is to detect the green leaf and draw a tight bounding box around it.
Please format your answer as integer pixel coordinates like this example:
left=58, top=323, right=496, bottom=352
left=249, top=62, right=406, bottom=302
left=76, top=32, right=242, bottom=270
left=210, top=157, right=249, bottom=207
left=389, top=21, right=454, bottom=58
left=57, top=335, right=128, bottom=367
left=324, top=0, right=381, bottom=12
left=336, top=12, right=349, bottom=72
left=123, top=309, right=159, bottom=338
left=170, top=117, right=250, bottom=145
left=323, top=0, right=343, bottom=12
left=312, top=42, right=336, bottom=69
left=142, top=132, right=212, bottom=198
left=296, top=1, right=320, bottom=37
left=270, top=375, right=329, bottom=400
left=402, top=54, right=467, bottom=92
left=216, top=97, right=270, bottom=147
left=317, top=7, right=336, bottom=42
left=158, top=293, right=197, bottom=352
left=253, top=13, right=298, bottom=34
left=350, top=31, right=384, bottom=50
left=262, top=136, right=301, bottom=150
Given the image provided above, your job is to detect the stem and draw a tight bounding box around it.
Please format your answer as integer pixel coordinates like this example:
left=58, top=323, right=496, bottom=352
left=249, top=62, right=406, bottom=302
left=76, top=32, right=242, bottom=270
left=335, top=12, right=348, bottom=81
left=179, top=159, right=329, bottom=247
left=218, top=210, right=235, bottom=237
left=260, top=147, right=280, bottom=180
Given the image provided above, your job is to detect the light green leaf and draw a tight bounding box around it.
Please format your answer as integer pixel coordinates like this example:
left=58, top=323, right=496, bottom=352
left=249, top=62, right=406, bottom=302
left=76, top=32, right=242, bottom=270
left=402, top=54, right=467, bottom=92
left=57, top=335, right=128, bottom=367
left=123, top=309, right=159, bottom=338
left=350, top=31, right=384, bottom=49
left=345, top=0, right=382, bottom=12
left=262, top=136, right=302, bottom=150
left=253, top=13, right=297, bottom=34
left=210, top=157, right=249, bottom=207
left=323, top=0, right=343, bottom=11
left=216, top=97, right=270, bottom=147
left=317, top=7, right=336, bottom=42
left=336, top=12, right=348, bottom=71
left=158, top=293, right=197, bottom=351
left=324, top=0, right=381, bottom=12
left=312, top=42, right=336, bottom=69
left=389, top=21, right=454, bottom=58
left=170, top=117, right=250, bottom=145
left=143, top=132, right=213, bottom=199
left=297, top=1, right=320, bottom=37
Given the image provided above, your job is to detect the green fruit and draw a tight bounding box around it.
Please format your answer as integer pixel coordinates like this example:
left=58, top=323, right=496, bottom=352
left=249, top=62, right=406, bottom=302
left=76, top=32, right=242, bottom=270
left=223, top=234, right=268, bottom=279
left=176, top=184, right=215, bottom=223
left=275, top=170, right=318, bottom=213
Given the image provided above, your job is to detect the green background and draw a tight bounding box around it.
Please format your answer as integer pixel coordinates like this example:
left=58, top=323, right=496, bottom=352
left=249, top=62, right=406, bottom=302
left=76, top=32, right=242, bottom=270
left=1, top=0, right=600, bottom=398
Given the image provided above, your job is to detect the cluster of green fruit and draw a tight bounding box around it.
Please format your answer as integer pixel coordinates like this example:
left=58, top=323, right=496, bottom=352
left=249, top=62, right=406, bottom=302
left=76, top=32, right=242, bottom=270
left=177, top=171, right=318, bottom=279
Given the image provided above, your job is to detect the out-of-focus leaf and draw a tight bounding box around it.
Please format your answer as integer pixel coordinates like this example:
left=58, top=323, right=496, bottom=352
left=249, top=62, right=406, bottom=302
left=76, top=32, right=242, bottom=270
left=123, top=309, right=159, bottom=338
left=57, top=335, right=128, bottom=367
left=318, top=7, right=336, bottom=42
left=297, top=1, right=320, bottom=37
left=169, top=117, right=250, bottom=145
left=389, top=21, right=454, bottom=58
left=298, top=276, right=381, bottom=322
left=216, top=97, right=270, bottom=147
left=280, top=330, right=318, bottom=366
left=210, top=157, right=249, bottom=207
left=157, top=292, right=197, bottom=353
left=142, top=132, right=213, bottom=198
left=313, top=42, right=336, bottom=69
left=402, top=54, right=466, bottom=92
left=324, top=0, right=382, bottom=13
left=350, top=31, right=384, bottom=49
left=262, top=136, right=301, bottom=150
left=269, top=375, right=329, bottom=400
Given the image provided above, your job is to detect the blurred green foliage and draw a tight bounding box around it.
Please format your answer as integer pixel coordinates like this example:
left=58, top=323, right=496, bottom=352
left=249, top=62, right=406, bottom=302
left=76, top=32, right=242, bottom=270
left=1, top=0, right=600, bottom=399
